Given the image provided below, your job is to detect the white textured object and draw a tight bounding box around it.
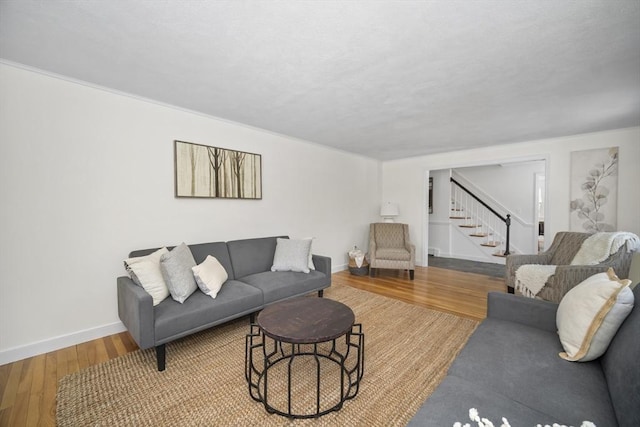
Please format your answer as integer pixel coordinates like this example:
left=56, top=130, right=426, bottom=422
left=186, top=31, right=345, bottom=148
left=1, top=1, right=638, bottom=160
left=192, top=256, right=228, bottom=299
left=454, top=408, right=596, bottom=427
left=571, top=232, right=640, bottom=266
left=515, top=264, right=557, bottom=298
left=124, top=247, right=170, bottom=306
left=556, top=269, right=633, bottom=362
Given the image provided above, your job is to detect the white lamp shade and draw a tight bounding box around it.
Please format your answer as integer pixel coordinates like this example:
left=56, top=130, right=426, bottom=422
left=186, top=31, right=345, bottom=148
left=380, top=202, right=399, bottom=221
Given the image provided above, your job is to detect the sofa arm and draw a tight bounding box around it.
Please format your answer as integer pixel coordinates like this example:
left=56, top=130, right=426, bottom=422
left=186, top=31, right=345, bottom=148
left=487, top=292, right=558, bottom=333
left=312, top=254, right=332, bottom=279
left=505, top=253, right=552, bottom=289
left=117, top=276, right=155, bottom=349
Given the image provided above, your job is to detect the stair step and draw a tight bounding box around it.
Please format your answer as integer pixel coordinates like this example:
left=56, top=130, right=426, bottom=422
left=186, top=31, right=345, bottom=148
left=481, top=242, right=499, bottom=247
left=492, top=251, right=513, bottom=257
left=459, top=224, right=479, bottom=228
left=470, top=233, right=489, bottom=237
left=449, top=216, right=470, bottom=219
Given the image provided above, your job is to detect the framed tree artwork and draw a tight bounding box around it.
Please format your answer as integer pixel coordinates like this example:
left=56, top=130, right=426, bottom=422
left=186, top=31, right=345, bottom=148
left=174, top=140, right=262, bottom=199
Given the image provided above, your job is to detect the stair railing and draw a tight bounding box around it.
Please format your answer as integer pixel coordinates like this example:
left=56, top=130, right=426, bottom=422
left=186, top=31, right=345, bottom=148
left=450, top=177, right=511, bottom=255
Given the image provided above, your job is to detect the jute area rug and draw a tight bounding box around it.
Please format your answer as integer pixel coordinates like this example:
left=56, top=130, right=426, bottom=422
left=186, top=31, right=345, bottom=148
left=57, top=285, right=478, bottom=426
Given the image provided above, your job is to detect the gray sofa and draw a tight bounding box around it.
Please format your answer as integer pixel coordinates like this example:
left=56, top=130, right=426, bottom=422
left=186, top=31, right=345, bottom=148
left=117, top=236, right=331, bottom=371
left=409, top=285, right=640, bottom=427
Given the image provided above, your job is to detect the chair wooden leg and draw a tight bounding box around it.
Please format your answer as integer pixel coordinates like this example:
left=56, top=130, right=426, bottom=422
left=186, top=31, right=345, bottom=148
left=410, top=269, right=415, bottom=280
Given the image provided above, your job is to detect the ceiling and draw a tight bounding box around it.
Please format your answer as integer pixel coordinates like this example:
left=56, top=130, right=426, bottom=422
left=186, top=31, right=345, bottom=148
left=1, top=1, right=639, bottom=160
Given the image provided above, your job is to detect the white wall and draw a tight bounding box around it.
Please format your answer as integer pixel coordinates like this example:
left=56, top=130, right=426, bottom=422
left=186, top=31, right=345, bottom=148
left=0, top=63, right=381, bottom=363
left=455, top=162, right=545, bottom=224
left=383, top=127, right=640, bottom=266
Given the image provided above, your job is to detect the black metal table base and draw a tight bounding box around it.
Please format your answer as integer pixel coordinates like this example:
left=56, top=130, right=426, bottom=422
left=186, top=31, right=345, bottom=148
left=245, top=324, right=364, bottom=419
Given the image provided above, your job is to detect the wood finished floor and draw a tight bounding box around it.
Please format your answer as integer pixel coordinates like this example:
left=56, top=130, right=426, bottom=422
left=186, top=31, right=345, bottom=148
left=0, top=266, right=505, bottom=426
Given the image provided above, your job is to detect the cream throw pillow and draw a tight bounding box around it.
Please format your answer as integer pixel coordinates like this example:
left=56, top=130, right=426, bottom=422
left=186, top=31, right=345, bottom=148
left=192, top=255, right=228, bottom=299
left=124, top=247, right=170, bottom=306
left=557, top=268, right=634, bottom=362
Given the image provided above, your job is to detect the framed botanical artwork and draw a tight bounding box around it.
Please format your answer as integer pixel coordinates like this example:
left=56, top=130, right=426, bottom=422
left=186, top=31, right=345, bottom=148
left=174, top=140, right=262, bottom=199
left=569, top=146, right=618, bottom=232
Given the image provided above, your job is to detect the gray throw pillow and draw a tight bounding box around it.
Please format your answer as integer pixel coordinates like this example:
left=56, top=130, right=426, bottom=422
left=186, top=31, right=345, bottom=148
left=271, top=238, right=312, bottom=273
left=160, top=243, right=198, bottom=303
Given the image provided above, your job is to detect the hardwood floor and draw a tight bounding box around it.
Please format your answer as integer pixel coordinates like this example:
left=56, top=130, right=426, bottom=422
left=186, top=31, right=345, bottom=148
left=0, top=266, right=505, bottom=426
left=334, top=265, right=506, bottom=321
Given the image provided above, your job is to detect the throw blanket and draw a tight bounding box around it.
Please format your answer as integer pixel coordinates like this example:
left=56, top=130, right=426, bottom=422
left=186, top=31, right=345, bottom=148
left=571, top=232, right=640, bottom=265
left=515, top=232, right=640, bottom=298
left=515, top=264, right=557, bottom=298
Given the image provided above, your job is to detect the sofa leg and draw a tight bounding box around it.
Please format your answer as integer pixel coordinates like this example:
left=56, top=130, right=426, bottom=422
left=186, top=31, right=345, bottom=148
left=507, top=286, right=514, bottom=294
left=250, top=312, right=256, bottom=323
left=156, top=344, right=166, bottom=371
left=410, top=269, right=415, bottom=280
left=370, top=268, right=375, bottom=277
left=318, top=289, right=324, bottom=298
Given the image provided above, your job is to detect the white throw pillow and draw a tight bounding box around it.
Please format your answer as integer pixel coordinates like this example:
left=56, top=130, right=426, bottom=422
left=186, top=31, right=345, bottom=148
left=192, top=255, right=228, bottom=299
left=271, top=238, right=312, bottom=273
left=124, top=247, right=170, bottom=306
left=556, top=268, right=634, bottom=362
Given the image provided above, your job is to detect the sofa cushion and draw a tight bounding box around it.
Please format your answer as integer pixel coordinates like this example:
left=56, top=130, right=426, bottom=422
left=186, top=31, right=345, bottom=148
left=239, top=270, right=327, bottom=304
left=160, top=243, right=198, bottom=304
left=154, top=280, right=263, bottom=343
left=407, top=375, right=562, bottom=427
left=600, top=284, right=640, bottom=427
left=447, top=318, right=617, bottom=426
left=188, top=241, right=235, bottom=280
left=556, top=269, right=633, bottom=362
left=271, top=238, right=312, bottom=273
left=227, top=236, right=286, bottom=279
left=375, top=248, right=411, bottom=261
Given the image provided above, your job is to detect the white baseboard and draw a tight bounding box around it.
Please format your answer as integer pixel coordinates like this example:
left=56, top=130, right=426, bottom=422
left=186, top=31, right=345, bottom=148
left=333, top=263, right=348, bottom=273
left=0, top=265, right=365, bottom=366
left=0, top=321, right=127, bottom=365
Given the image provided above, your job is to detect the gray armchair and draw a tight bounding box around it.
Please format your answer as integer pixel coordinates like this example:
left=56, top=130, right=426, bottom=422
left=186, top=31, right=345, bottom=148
left=369, top=223, right=415, bottom=280
left=506, top=231, right=634, bottom=303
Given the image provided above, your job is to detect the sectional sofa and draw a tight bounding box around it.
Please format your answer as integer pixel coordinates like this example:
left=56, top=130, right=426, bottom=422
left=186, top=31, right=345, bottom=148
left=117, top=236, right=331, bottom=371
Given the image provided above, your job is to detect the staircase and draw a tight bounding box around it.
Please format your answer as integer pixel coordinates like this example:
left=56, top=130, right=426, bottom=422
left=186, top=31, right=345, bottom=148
left=449, top=177, right=513, bottom=261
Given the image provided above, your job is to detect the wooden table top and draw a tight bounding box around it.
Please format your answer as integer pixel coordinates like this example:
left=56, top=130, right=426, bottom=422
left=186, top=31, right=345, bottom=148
left=257, top=297, right=355, bottom=344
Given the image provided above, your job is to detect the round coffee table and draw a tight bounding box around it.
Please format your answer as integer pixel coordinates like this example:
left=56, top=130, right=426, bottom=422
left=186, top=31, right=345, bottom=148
left=245, top=297, right=364, bottom=419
